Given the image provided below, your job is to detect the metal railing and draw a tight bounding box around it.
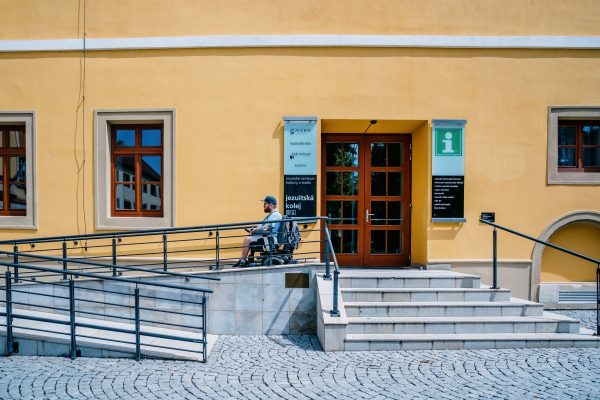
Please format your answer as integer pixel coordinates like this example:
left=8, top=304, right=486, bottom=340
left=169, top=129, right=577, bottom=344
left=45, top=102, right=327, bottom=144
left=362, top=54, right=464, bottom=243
left=0, top=261, right=214, bottom=362
left=322, top=221, right=341, bottom=317
left=480, top=216, right=600, bottom=336
left=0, top=217, right=327, bottom=282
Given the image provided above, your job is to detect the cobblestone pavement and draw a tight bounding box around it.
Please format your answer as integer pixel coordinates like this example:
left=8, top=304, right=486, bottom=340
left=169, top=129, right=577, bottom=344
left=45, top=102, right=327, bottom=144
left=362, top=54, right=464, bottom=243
left=553, top=309, right=598, bottom=330
left=0, top=334, right=599, bottom=400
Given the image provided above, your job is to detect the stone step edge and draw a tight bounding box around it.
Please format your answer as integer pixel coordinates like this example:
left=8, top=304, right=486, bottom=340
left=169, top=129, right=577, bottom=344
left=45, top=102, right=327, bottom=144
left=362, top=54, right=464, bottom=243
left=339, top=273, right=480, bottom=279
left=346, top=315, right=578, bottom=324
left=344, top=301, right=542, bottom=307
left=342, top=288, right=510, bottom=293
left=345, top=333, right=600, bottom=342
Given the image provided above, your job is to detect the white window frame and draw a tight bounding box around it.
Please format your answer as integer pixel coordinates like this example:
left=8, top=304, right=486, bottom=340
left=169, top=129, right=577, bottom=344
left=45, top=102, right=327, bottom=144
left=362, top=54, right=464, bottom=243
left=548, top=106, right=600, bottom=185
left=0, top=112, right=36, bottom=229
left=94, top=109, right=175, bottom=230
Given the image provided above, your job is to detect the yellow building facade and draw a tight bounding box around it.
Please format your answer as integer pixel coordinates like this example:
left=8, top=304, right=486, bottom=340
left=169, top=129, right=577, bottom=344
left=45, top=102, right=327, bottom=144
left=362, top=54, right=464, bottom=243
left=0, top=0, right=599, bottom=302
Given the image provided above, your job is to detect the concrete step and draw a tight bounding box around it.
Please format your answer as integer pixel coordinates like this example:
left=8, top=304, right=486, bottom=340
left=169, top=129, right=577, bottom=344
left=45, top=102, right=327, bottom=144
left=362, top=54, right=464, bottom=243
left=339, top=270, right=480, bottom=289
left=345, top=313, right=580, bottom=335
left=341, top=287, right=511, bottom=302
left=0, top=307, right=215, bottom=361
left=344, top=333, right=600, bottom=351
left=344, top=301, right=544, bottom=318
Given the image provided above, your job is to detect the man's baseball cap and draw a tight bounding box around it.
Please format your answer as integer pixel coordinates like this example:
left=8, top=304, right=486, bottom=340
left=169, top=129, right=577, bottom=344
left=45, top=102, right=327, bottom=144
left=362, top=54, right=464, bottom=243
left=260, top=195, right=277, bottom=205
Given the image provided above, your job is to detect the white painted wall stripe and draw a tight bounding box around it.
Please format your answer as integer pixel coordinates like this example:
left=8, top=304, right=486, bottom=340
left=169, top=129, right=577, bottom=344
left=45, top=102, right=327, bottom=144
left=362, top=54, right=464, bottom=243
left=1, top=35, right=600, bottom=52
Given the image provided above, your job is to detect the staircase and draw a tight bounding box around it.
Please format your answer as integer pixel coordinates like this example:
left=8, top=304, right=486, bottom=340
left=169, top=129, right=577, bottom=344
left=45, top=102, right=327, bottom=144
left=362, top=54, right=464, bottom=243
left=317, top=269, right=600, bottom=351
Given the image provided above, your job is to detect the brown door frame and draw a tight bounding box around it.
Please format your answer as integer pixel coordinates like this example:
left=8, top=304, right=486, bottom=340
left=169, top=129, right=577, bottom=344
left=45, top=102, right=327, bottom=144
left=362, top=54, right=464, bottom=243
left=321, top=133, right=412, bottom=266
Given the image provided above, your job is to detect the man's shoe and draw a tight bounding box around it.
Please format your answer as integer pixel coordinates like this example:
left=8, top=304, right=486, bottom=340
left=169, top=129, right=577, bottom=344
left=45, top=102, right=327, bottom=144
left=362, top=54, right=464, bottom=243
left=232, top=259, right=246, bottom=268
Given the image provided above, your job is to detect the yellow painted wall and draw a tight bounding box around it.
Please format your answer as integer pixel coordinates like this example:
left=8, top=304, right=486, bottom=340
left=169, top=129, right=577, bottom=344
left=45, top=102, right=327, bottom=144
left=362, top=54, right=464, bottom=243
left=541, top=222, right=600, bottom=282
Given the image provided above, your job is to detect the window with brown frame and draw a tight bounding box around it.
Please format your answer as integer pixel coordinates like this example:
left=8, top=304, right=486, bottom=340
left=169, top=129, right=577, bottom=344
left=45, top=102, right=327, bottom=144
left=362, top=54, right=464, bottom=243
left=558, top=120, right=600, bottom=172
left=111, top=124, right=163, bottom=217
left=0, top=126, right=27, bottom=216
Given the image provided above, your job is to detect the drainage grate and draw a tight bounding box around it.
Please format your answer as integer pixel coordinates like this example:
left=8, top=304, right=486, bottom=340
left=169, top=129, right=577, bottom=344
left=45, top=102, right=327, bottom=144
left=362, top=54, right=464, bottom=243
left=558, top=290, right=597, bottom=303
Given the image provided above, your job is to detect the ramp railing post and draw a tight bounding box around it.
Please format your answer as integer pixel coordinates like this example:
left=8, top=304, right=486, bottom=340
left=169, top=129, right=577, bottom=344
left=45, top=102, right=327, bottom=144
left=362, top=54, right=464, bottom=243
left=323, top=221, right=331, bottom=280
left=5, top=271, right=14, bottom=354
left=596, top=264, right=599, bottom=336
left=202, top=293, right=207, bottom=363
left=134, top=287, right=141, bottom=361
left=62, top=240, right=68, bottom=280
left=112, top=237, right=117, bottom=277
left=492, top=227, right=499, bottom=289
left=215, top=229, right=220, bottom=270
left=13, top=244, right=18, bottom=283
left=69, top=278, right=77, bottom=360
left=162, top=234, right=168, bottom=272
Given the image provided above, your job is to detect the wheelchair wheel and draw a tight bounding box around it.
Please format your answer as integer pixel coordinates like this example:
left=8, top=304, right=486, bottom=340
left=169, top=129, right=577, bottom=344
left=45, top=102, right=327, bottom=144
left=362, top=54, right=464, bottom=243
left=261, top=256, right=284, bottom=266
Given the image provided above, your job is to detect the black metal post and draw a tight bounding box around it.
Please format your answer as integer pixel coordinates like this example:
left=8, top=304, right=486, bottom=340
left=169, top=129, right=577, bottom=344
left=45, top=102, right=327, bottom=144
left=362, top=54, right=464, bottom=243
left=596, top=264, right=599, bottom=336
left=330, top=268, right=340, bottom=317
left=162, top=234, right=168, bottom=272
left=324, top=222, right=331, bottom=280
left=202, top=294, right=207, bottom=363
left=69, top=279, right=77, bottom=360
left=215, top=229, right=220, bottom=270
left=5, top=271, right=13, bottom=354
left=134, top=287, right=141, bottom=361
left=112, top=238, right=117, bottom=277
left=492, top=227, right=498, bottom=289
left=62, top=240, right=68, bottom=280
left=13, top=244, right=18, bottom=283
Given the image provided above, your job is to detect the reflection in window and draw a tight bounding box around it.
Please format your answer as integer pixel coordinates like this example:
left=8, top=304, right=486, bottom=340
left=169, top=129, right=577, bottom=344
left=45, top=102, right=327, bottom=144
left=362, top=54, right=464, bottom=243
left=326, top=143, right=359, bottom=167
left=0, top=126, right=27, bottom=215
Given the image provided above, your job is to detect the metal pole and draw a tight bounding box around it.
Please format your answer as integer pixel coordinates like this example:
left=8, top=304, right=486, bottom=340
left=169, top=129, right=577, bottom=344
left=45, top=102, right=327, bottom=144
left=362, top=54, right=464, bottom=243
left=202, top=294, right=207, bottom=363
left=162, top=234, right=168, bottom=272
left=62, top=240, right=68, bottom=280
left=492, top=227, right=498, bottom=289
left=69, top=279, right=77, bottom=360
left=13, top=244, right=18, bottom=283
left=135, top=287, right=141, bottom=361
left=215, top=229, right=220, bottom=270
left=5, top=271, right=13, bottom=354
left=112, top=238, right=117, bottom=277
left=596, top=264, right=599, bottom=336
left=324, top=222, right=331, bottom=280
left=330, top=268, right=340, bottom=317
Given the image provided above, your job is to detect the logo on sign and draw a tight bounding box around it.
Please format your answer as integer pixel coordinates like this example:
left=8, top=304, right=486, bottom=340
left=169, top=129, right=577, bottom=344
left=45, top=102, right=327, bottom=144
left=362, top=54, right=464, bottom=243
left=435, top=128, right=463, bottom=156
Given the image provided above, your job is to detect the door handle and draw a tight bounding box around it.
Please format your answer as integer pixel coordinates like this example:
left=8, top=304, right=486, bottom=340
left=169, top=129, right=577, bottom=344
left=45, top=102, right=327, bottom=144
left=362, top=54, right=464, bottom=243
left=366, top=210, right=375, bottom=222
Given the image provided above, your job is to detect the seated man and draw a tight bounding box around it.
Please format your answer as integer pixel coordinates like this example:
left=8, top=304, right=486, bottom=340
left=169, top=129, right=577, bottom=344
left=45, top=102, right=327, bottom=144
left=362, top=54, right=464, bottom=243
left=233, top=195, right=282, bottom=268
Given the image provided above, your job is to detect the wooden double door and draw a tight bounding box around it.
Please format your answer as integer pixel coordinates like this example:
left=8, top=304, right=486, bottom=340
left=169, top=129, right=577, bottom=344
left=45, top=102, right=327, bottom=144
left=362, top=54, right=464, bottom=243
left=321, top=135, right=411, bottom=267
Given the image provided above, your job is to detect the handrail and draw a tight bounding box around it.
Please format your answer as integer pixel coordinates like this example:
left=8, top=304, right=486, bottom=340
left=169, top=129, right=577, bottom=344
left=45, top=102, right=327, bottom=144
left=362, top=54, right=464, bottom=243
left=322, top=221, right=341, bottom=317
left=480, top=217, right=599, bottom=336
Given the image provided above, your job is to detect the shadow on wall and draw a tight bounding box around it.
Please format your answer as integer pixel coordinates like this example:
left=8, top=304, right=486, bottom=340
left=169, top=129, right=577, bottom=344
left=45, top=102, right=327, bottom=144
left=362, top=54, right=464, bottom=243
left=428, top=223, right=462, bottom=240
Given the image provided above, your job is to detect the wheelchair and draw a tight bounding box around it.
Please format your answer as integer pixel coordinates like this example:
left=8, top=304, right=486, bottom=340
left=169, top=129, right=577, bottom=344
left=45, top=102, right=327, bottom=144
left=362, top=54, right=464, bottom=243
left=246, top=218, right=297, bottom=267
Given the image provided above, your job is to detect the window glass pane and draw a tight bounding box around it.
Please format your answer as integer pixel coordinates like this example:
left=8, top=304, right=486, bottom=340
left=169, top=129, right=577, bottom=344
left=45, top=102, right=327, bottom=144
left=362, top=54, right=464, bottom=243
left=326, top=201, right=341, bottom=225
left=371, top=201, right=386, bottom=225
left=583, top=148, right=600, bottom=167
left=342, top=230, right=358, bottom=254
left=9, top=157, right=26, bottom=182
left=141, top=128, right=162, bottom=147
left=142, top=184, right=162, bottom=210
left=0, top=131, right=3, bottom=147
left=115, top=157, right=135, bottom=182
left=115, top=184, right=136, bottom=210
left=558, top=126, right=576, bottom=145
left=388, top=143, right=403, bottom=166
left=141, top=156, right=162, bottom=182
left=558, top=147, right=576, bottom=167
left=330, top=230, right=342, bottom=254
left=115, top=129, right=135, bottom=147
left=371, top=172, right=386, bottom=196
left=342, top=143, right=359, bottom=167
left=387, top=230, right=402, bottom=255
left=326, top=143, right=343, bottom=167
left=342, top=201, right=358, bottom=225
left=0, top=156, right=3, bottom=181
left=9, top=183, right=26, bottom=210
left=342, top=172, right=359, bottom=196
left=388, top=172, right=402, bottom=196
left=371, top=143, right=386, bottom=166
left=582, top=125, right=600, bottom=145
left=326, top=172, right=341, bottom=195
left=388, top=201, right=403, bottom=225
left=370, top=231, right=386, bottom=254
left=9, top=130, right=25, bottom=148
left=0, top=183, right=3, bottom=209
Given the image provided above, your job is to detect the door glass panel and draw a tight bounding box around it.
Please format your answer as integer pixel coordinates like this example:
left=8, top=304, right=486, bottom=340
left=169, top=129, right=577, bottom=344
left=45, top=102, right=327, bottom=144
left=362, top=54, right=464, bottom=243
left=387, top=230, right=402, bottom=254
left=371, top=201, right=386, bottom=225
left=0, top=182, right=3, bottom=209
left=8, top=130, right=25, bottom=148
left=9, top=157, right=26, bottom=181
left=141, top=156, right=162, bottom=182
left=330, top=230, right=342, bottom=254
left=9, top=183, right=26, bottom=209
left=141, top=128, right=162, bottom=147
left=0, top=131, right=3, bottom=147
left=371, top=143, right=386, bottom=166
left=558, top=126, right=576, bottom=145
left=115, top=184, right=136, bottom=210
left=326, top=172, right=341, bottom=195
left=583, top=148, right=600, bottom=167
left=371, top=172, right=386, bottom=196
left=115, top=129, right=136, bottom=147
left=388, top=143, right=403, bottom=166
left=582, top=125, right=600, bottom=145
left=326, top=143, right=342, bottom=166
left=326, top=201, right=341, bottom=225
left=388, top=172, right=402, bottom=196
left=343, top=143, right=359, bottom=167
left=370, top=231, right=386, bottom=254
left=558, top=148, right=576, bottom=166
left=342, top=172, right=359, bottom=195
left=342, top=230, right=358, bottom=253
left=388, top=201, right=402, bottom=225
left=115, top=156, right=135, bottom=182
left=0, top=157, right=3, bottom=180
left=342, top=201, right=358, bottom=225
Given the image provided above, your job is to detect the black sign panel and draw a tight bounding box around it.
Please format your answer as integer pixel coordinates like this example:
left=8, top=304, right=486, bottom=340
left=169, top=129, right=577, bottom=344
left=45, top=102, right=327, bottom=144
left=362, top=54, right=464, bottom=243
left=284, top=175, right=316, bottom=218
left=432, top=175, right=464, bottom=219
